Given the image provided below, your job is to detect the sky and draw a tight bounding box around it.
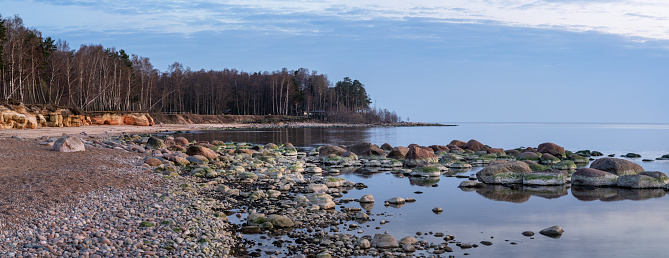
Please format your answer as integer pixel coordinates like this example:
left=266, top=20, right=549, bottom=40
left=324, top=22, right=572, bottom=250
left=2, top=0, right=669, bottom=123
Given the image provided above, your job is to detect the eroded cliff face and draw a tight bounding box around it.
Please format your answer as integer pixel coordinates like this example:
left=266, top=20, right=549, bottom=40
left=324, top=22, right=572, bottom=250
left=0, top=102, right=153, bottom=129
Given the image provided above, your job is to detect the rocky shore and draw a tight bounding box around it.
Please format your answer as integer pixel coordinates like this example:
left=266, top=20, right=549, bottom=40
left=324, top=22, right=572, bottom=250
left=2, top=132, right=668, bottom=257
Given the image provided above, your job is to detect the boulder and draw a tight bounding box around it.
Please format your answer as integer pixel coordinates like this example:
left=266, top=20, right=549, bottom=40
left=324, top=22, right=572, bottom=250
left=52, top=136, right=86, bottom=152
left=617, top=171, right=669, bottom=189
left=371, top=232, right=399, bottom=248
left=449, top=140, right=466, bottom=148
left=539, top=226, right=564, bottom=238
left=429, top=145, right=450, bottom=153
left=517, top=152, right=540, bottom=161
left=505, top=149, right=521, bottom=156
left=144, top=157, right=163, bottom=167
left=348, top=142, right=386, bottom=159
left=146, top=137, right=165, bottom=150
left=487, top=148, right=505, bottom=155
left=476, top=161, right=531, bottom=184
left=380, top=143, right=393, bottom=150
left=571, top=168, right=618, bottom=186
left=590, top=158, right=644, bottom=176
left=388, top=146, right=409, bottom=160
left=385, top=197, right=406, bottom=204
left=404, top=145, right=438, bottom=167
left=267, top=214, right=294, bottom=228
left=537, top=142, right=566, bottom=158
left=409, top=165, right=441, bottom=177
left=464, top=139, right=486, bottom=151
left=318, top=145, right=347, bottom=157
left=523, top=169, right=567, bottom=185
left=306, top=184, right=328, bottom=193
left=174, top=137, right=189, bottom=146
left=186, top=145, right=217, bottom=159
left=540, top=153, right=560, bottom=165
left=360, top=194, right=374, bottom=203
left=305, top=193, right=336, bottom=209
left=552, top=160, right=577, bottom=172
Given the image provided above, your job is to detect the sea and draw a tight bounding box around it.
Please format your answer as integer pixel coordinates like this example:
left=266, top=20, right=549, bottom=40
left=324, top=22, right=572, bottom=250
left=173, top=122, right=669, bottom=257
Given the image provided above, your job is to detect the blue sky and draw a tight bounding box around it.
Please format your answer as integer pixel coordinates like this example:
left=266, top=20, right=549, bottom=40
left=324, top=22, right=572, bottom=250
left=2, top=0, right=669, bottom=123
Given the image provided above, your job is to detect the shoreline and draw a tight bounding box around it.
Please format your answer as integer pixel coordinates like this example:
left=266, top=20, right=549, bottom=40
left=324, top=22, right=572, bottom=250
left=0, top=121, right=452, bottom=140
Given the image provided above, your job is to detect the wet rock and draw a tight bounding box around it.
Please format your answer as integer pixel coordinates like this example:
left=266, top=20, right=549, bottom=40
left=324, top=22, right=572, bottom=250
left=590, top=158, right=644, bottom=176
left=540, top=153, right=560, bottom=165
left=476, top=161, right=531, bottom=184
left=572, top=168, right=619, bottom=186
left=52, top=136, right=85, bottom=152
left=552, top=160, right=576, bottom=172
left=432, top=207, right=443, bottom=214
left=625, top=153, right=642, bottom=158
left=539, top=226, right=564, bottom=238
left=617, top=171, right=669, bottom=189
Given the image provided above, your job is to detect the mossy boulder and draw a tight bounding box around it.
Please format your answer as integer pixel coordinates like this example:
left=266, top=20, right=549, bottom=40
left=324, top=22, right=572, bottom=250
left=476, top=161, right=531, bottom=184
left=410, top=165, right=441, bottom=177
left=517, top=152, right=540, bottom=161
left=523, top=169, right=568, bottom=185
left=617, top=171, right=669, bottom=189
left=540, top=153, right=561, bottom=165
left=552, top=160, right=576, bottom=172
left=522, top=160, right=550, bottom=171
left=571, top=168, right=618, bottom=186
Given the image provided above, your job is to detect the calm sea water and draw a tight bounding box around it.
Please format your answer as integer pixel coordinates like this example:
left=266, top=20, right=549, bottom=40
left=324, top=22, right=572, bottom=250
left=173, top=123, right=669, bottom=257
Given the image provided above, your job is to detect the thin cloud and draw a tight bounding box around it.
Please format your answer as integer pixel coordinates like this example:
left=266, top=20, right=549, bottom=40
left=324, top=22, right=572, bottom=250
left=13, top=0, right=669, bottom=41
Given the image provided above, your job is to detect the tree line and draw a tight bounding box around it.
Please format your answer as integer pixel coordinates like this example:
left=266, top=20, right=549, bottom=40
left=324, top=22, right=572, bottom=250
left=0, top=15, right=401, bottom=123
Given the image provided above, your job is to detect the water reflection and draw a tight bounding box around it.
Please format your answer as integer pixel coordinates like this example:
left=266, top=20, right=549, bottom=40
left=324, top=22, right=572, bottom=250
left=408, top=177, right=440, bottom=187
left=471, top=184, right=569, bottom=203
left=172, top=127, right=372, bottom=147
left=571, top=186, right=666, bottom=201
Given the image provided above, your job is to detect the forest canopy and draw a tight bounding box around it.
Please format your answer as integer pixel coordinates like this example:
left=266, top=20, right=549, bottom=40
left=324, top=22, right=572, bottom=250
left=0, top=14, right=401, bottom=123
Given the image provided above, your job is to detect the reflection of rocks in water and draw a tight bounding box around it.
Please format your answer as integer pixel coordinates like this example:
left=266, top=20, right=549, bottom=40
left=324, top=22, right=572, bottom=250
left=602, top=188, right=666, bottom=202
left=523, top=185, right=568, bottom=199
left=389, top=203, right=405, bottom=208
left=475, top=184, right=531, bottom=203
left=571, top=186, right=618, bottom=201
left=408, top=177, right=441, bottom=187
left=443, top=168, right=471, bottom=177
left=572, top=186, right=666, bottom=201
left=360, top=202, right=374, bottom=211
